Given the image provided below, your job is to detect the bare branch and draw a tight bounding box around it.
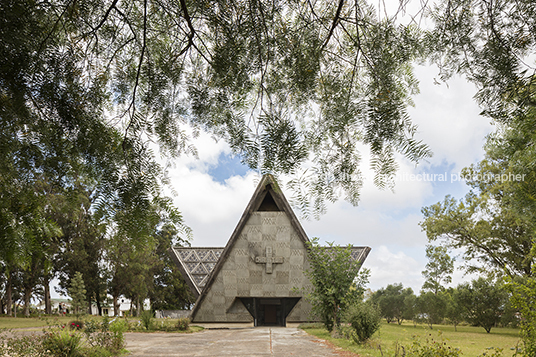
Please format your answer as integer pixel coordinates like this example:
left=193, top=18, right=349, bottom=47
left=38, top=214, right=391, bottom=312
left=321, top=0, right=345, bottom=52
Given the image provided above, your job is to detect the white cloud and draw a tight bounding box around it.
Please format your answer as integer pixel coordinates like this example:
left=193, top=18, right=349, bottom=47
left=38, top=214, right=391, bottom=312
left=364, top=245, right=424, bottom=291
left=169, top=170, right=258, bottom=246
left=409, top=66, right=494, bottom=171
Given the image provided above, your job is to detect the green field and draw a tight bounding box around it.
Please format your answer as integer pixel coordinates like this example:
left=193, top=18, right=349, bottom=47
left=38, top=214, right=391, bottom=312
left=0, top=316, right=75, bottom=329
left=302, top=322, right=522, bottom=357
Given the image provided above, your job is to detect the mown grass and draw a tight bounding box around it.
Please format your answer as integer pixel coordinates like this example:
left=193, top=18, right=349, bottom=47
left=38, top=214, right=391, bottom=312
left=0, top=315, right=76, bottom=329
left=301, top=321, right=522, bottom=356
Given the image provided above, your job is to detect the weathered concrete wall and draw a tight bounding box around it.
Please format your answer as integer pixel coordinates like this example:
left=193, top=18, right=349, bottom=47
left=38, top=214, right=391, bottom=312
left=194, top=212, right=313, bottom=322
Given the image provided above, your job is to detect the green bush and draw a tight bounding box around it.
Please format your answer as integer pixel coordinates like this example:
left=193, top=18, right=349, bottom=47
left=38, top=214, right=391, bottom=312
left=345, top=302, right=381, bottom=343
left=140, top=310, right=153, bottom=330
left=42, top=329, right=83, bottom=357
left=0, top=319, right=126, bottom=357
left=69, top=320, right=85, bottom=331
left=175, top=318, right=190, bottom=331
left=83, top=319, right=100, bottom=335
left=0, top=333, right=47, bottom=357
left=86, top=318, right=127, bottom=355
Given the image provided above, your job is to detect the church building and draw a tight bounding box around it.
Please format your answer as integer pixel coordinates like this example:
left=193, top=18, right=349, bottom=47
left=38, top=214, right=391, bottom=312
left=169, top=174, right=370, bottom=326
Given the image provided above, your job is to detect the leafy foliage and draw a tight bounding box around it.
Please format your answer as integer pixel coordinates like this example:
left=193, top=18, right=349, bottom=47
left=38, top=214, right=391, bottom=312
left=0, top=0, right=434, bottom=224
left=427, top=0, right=536, bottom=124
left=506, top=260, right=536, bottom=356
left=421, top=245, right=455, bottom=295
left=175, top=318, right=190, bottom=331
left=304, top=238, right=369, bottom=332
left=69, top=272, right=87, bottom=316
left=455, top=277, right=508, bottom=333
left=344, top=301, right=381, bottom=343
left=370, top=283, right=415, bottom=324
left=416, top=291, right=447, bottom=329
left=140, top=310, right=154, bottom=331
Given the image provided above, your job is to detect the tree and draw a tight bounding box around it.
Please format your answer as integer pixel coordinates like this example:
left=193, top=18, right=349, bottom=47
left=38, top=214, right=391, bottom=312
left=416, top=291, right=447, bottom=329
left=421, top=191, right=534, bottom=278
left=422, top=245, right=455, bottom=295
left=456, top=277, right=508, bottom=333
left=370, top=283, right=415, bottom=324
left=403, top=292, right=418, bottom=326
left=52, top=182, right=107, bottom=316
left=444, top=288, right=464, bottom=331
left=304, top=238, right=370, bottom=333
left=149, top=224, right=193, bottom=311
left=70, top=272, right=87, bottom=316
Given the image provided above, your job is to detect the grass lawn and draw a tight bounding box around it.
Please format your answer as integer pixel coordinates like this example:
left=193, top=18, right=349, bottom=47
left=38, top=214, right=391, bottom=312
left=0, top=315, right=75, bottom=329
left=302, top=322, right=522, bottom=356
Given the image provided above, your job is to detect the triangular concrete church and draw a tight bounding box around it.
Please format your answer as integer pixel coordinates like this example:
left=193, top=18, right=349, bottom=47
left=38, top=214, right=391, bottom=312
left=169, top=174, right=370, bottom=326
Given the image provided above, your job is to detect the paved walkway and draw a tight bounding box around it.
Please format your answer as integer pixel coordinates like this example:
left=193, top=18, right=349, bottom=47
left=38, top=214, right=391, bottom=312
left=124, top=327, right=354, bottom=356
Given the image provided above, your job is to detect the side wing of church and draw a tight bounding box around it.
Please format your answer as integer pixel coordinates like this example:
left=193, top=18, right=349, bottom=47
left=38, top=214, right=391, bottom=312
left=169, top=174, right=370, bottom=326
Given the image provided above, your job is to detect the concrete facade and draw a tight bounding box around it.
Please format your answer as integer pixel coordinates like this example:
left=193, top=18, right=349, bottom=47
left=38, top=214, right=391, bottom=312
left=193, top=211, right=312, bottom=323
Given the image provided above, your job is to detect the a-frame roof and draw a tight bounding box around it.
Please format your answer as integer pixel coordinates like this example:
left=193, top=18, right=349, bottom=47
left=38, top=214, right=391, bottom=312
left=188, top=174, right=310, bottom=318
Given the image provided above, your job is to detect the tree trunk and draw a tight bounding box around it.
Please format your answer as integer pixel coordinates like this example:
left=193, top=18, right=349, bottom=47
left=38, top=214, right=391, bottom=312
left=44, top=277, right=52, bottom=314
left=23, top=286, right=32, bottom=317
left=96, top=290, right=102, bottom=316
left=113, top=294, right=119, bottom=316
left=6, top=271, right=12, bottom=316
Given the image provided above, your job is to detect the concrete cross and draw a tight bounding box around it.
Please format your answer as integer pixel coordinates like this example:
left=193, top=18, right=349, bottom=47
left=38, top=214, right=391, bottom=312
left=255, top=246, right=283, bottom=274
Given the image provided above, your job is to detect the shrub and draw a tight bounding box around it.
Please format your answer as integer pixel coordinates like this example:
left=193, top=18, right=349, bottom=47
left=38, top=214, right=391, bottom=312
left=100, top=316, right=110, bottom=332
left=108, top=319, right=128, bottom=353
left=345, top=302, right=381, bottom=343
left=69, top=320, right=85, bottom=331
left=175, top=318, right=190, bottom=331
left=0, top=333, right=47, bottom=357
left=83, top=319, right=100, bottom=335
left=405, top=332, right=461, bottom=357
left=140, top=310, right=154, bottom=330
left=42, top=329, right=83, bottom=357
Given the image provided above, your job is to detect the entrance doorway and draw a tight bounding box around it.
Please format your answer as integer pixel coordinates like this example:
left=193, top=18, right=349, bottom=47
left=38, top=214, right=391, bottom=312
left=239, top=297, right=301, bottom=327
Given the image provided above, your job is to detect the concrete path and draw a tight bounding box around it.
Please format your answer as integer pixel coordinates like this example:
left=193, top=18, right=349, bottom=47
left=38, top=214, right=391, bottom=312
left=124, top=327, right=355, bottom=356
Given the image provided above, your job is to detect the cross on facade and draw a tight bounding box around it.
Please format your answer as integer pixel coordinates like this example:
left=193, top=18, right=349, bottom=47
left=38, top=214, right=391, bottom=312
left=255, top=246, right=283, bottom=274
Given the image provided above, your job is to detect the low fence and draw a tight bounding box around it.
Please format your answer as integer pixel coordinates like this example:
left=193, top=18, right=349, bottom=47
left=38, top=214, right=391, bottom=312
left=155, top=310, right=191, bottom=319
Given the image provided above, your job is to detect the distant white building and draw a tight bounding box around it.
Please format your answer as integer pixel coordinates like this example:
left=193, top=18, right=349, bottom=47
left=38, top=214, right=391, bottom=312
left=36, top=299, right=71, bottom=314
left=38, top=297, right=149, bottom=317
left=90, top=297, right=151, bottom=317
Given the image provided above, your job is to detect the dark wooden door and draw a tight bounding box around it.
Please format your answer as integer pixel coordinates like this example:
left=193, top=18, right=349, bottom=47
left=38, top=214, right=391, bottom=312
left=264, top=305, right=277, bottom=325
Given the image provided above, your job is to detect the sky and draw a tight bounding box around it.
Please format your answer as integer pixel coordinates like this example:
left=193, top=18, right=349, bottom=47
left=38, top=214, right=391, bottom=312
left=163, top=64, right=495, bottom=294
